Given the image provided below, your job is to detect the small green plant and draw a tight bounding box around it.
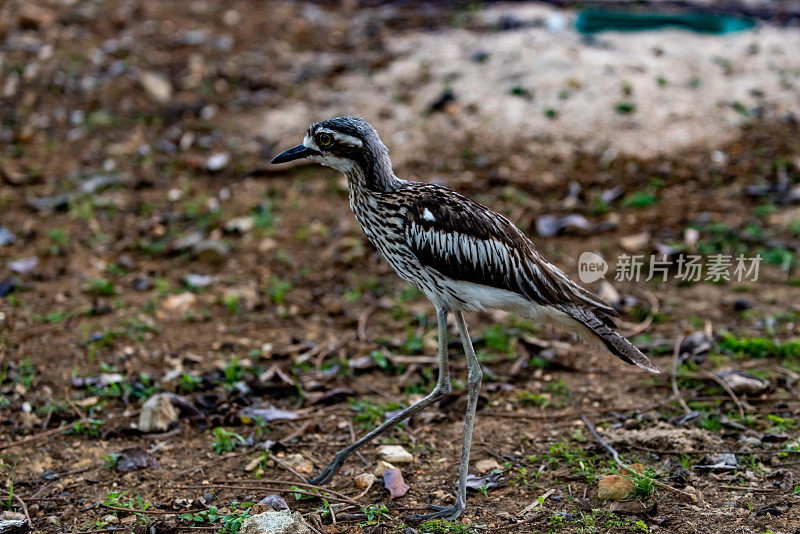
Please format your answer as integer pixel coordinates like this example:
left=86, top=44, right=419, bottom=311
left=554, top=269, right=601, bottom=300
left=221, top=293, right=240, bottom=314
left=103, top=453, right=120, bottom=469
left=369, top=350, right=391, bottom=371
left=698, top=414, right=722, bottom=431
left=719, top=334, right=800, bottom=361
left=625, top=468, right=656, bottom=501
left=517, top=391, right=547, bottom=407
left=180, top=372, right=202, bottom=392
left=15, top=358, right=36, bottom=390
left=417, top=519, right=472, bottom=534
left=509, top=85, right=532, bottom=98
left=253, top=201, right=274, bottom=230
left=398, top=286, right=422, bottom=302
left=622, top=190, right=658, bottom=209
left=350, top=398, right=404, bottom=431
left=46, top=227, right=69, bottom=254
left=102, top=491, right=152, bottom=523
left=482, top=324, right=515, bottom=353
left=211, top=427, right=246, bottom=454
left=361, top=504, right=391, bottom=523
left=5, top=472, right=14, bottom=511
left=181, top=503, right=253, bottom=534
left=679, top=454, right=692, bottom=469
left=266, top=277, right=292, bottom=305
left=615, top=101, right=636, bottom=114
left=86, top=277, right=117, bottom=296
left=65, top=418, right=105, bottom=437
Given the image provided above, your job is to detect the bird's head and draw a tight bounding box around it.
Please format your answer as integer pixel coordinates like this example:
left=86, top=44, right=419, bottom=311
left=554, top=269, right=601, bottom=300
left=270, top=116, right=390, bottom=177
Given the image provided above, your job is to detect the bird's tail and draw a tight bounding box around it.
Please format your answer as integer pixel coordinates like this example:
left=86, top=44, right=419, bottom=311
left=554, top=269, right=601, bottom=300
left=556, top=304, right=660, bottom=373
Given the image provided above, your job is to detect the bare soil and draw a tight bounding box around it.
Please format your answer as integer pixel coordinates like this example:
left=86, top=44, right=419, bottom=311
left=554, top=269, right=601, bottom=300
left=1, top=2, right=799, bottom=533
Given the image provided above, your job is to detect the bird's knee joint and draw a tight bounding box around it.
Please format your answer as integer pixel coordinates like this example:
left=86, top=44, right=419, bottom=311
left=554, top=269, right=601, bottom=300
left=437, top=381, right=452, bottom=397
left=467, top=369, right=482, bottom=389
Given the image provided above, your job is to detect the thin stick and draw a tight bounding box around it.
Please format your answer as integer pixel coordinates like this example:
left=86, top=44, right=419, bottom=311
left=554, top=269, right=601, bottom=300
left=0, top=420, right=88, bottom=451
left=357, top=305, right=376, bottom=341
left=0, top=490, right=32, bottom=529
left=704, top=372, right=746, bottom=419
left=221, top=479, right=359, bottom=504
left=179, top=485, right=358, bottom=506
left=625, top=444, right=800, bottom=456
left=176, top=452, right=237, bottom=477
left=722, top=485, right=776, bottom=493
left=671, top=334, right=692, bottom=415
left=268, top=453, right=307, bottom=483
left=278, top=422, right=311, bottom=446
left=63, top=387, right=86, bottom=420
left=483, top=395, right=678, bottom=421
left=619, top=289, right=659, bottom=336
left=100, top=504, right=207, bottom=515
left=580, top=414, right=699, bottom=503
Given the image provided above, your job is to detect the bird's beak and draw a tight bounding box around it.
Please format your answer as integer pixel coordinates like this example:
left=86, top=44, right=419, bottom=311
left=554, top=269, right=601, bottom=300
left=270, top=144, right=317, bottom=164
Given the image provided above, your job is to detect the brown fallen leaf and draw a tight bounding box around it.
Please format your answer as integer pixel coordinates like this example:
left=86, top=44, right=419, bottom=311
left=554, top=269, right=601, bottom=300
left=610, top=500, right=657, bottom=516
left=383, top=468, right=410, bottom=498
left=115, top=447, right=157, bottom=472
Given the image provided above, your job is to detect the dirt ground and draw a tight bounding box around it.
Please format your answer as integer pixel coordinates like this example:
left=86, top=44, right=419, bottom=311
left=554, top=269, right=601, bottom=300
left=1, top=1, right=800, bottom=533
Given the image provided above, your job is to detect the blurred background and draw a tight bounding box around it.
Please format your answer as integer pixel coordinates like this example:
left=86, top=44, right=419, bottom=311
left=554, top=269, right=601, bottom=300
left=1, top=1, right=800, bottom=533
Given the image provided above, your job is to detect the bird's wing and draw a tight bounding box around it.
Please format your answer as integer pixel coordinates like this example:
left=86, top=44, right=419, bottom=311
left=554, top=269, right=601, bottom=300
left=403, top=188, right=617, bottom=317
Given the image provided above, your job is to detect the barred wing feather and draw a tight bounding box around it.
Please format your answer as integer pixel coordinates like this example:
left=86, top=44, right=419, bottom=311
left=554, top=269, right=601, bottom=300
left=403, top=190, right=616, bottom=318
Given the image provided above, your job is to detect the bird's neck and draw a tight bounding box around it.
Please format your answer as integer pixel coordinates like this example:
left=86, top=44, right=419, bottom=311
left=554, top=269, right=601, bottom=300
left=345, top=149, right=400, bottom=193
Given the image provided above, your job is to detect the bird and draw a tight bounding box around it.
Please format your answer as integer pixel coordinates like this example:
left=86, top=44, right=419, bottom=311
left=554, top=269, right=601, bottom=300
left=270, top=116, right=659, bottom=521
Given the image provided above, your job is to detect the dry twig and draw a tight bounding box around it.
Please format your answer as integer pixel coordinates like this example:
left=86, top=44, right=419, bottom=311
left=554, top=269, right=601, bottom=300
left=580, top=414, right=700, bottom=503
left=268, top=453, right=308, bottom=483
left=0, top=420, right=88, bottom=451
left=671, top=334, right=692, bottom=415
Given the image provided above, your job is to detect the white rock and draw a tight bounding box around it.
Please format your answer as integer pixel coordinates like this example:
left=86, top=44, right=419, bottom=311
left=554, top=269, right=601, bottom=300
left=620, top=232, right=651, bottom=252
left=161, top=293, right=197, bottom=315
left=240, top=510, right=311, bottom=534
left=225, top=216, right=254, bottom=233
left=373, top=460, right=395, bottom=477
left=354, top=473, right=376, bottom=489
left=206, top=152, right=230, bottom=171
left=138, top=393, right=178, bottom=433
left=377, top=445, right=413, bottom=464
left=139, top=71, right=173, bottom=104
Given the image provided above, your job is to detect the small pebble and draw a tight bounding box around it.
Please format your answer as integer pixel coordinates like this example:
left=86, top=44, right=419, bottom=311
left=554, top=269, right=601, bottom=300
left=377, top=445, right=413, bottom=464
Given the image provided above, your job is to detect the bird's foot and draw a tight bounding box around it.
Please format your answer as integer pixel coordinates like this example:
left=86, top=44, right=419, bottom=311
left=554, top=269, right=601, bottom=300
left=407, top=503, right=465, bottom=523
left=306, top=452, right=345, bottom=486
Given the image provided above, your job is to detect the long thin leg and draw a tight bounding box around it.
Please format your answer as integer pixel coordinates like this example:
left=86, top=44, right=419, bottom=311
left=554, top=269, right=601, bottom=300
left=308, top=307, right=452, bottom=485
left=409, top=310, right=482, bottom=522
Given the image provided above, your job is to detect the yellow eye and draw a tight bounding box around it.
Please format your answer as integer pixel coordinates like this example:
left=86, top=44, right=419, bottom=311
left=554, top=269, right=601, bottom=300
left=318, top=133, right=332, bottom=146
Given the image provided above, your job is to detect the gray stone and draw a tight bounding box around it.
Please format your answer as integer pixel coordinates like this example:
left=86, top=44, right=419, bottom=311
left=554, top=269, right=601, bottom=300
left=0, top=511, right=27, bottom=533
left=240, top=510, right=311, bottom=534
left=192, top=240, right=229, bottom=265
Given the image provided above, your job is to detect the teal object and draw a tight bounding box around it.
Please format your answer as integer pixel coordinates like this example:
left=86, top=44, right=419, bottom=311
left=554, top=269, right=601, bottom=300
left=576, top=10, right=756, bottom=34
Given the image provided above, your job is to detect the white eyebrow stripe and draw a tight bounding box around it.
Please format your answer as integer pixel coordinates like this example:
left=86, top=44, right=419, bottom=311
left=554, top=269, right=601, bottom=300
left=303, top=133, right=319, bottom=151
left=316, top=128, right=363, bottom=148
